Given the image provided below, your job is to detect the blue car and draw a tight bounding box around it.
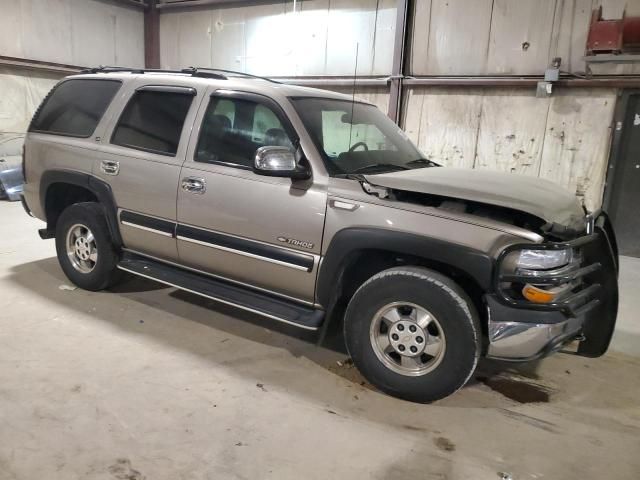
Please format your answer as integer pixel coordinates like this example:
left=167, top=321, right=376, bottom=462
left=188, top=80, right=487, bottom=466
left=0, top=134, right=25, bottom=201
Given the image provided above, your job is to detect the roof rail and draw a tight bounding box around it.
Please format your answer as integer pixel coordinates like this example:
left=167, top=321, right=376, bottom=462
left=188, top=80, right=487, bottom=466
left=189, top=67, right=281, bottom=84
left=81, top=66, right=193, bottom=75
left=81, top=65, right=279, bottom=83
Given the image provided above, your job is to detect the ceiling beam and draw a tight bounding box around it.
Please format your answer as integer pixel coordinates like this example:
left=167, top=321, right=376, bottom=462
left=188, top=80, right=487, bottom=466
left=0, top=56, right=82, bottom=75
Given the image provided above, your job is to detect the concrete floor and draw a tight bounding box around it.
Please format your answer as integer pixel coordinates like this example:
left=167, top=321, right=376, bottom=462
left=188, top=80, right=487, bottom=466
left=1, top=200, right=639, bottom=480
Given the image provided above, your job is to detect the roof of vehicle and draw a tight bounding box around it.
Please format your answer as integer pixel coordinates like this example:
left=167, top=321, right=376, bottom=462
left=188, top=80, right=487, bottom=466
left=65, top=69, right=370, bottom=105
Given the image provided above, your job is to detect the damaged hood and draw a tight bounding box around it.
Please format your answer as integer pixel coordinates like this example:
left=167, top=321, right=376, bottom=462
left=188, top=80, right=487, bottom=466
left=365, top=167, right=586, bottom=229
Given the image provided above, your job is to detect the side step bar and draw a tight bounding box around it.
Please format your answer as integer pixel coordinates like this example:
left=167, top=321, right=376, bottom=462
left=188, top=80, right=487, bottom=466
left=117, top=253, right=324, bottom=331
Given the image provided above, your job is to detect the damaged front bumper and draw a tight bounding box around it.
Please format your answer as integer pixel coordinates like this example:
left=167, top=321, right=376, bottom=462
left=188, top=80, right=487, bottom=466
left=486, top=212, right=619, bottom=362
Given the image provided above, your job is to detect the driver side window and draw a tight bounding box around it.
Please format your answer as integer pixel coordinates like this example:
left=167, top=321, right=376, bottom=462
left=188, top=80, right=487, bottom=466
left=196, top=96, right=293, bottom=169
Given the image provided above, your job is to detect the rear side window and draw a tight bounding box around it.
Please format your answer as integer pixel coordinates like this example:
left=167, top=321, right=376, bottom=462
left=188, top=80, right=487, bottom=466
left=111, top=89, right=194, bottom=156
left=29, top=79, right=121, bottom=137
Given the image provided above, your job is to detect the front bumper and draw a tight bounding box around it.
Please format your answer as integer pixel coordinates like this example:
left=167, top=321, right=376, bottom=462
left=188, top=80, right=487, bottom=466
left=485, top=295, right=584, bottom=361
left=486, top=212, right=619, bottom=361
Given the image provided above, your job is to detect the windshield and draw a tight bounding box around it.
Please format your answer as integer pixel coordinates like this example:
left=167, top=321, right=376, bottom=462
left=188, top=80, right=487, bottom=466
left=290, top=97, right=436, bottom=176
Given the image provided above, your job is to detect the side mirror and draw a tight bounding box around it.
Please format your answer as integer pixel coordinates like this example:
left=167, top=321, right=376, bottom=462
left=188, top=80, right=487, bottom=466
left=253, top=146, right=310, bottom=180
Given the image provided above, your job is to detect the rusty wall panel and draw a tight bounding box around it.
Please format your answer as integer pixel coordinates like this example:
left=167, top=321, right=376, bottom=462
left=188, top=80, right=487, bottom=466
left=475, top=90, right=550, bottom=176
left=402, top=85, right=616, bottom=209
left=402, top=87, right=483, bottom=169
left=539, top=88, right=616, bottom=211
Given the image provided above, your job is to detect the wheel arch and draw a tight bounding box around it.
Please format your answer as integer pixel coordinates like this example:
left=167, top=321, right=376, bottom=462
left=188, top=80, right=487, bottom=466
left=316, top=228, right=494, bottom=341
left=40, top=170, right=122, bottom=246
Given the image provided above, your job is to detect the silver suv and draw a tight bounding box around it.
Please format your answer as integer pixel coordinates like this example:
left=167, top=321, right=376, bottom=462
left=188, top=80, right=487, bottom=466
left=21, top=67, right=619, bottom=402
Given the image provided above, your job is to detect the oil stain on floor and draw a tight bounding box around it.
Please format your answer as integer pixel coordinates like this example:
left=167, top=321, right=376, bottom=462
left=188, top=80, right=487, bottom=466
left=476, top=375, right=553, bottom=404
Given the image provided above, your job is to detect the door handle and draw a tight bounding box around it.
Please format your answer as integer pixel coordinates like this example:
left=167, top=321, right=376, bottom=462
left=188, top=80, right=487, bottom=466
left=100, top=160, right=120, bottom=176
left=181, top=176, right=206, bottom=194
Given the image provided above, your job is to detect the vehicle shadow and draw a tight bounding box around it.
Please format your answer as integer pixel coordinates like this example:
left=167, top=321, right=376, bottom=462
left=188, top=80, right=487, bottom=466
left=8, top=256, right=616, bottom=417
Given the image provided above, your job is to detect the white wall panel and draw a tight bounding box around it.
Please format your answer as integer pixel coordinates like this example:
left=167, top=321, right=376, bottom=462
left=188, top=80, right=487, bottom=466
left=294, top=0, right=330, bottom=75
left=115, top=9, right=145, bottom=67
left=210, top=7, right=247, bottom=72
left=424, top=0, right=493, bottom=75
left=0, top=68, right=61, bottom=133
left=245, top=3, right=291, bottom=75
left=20, top=0, right=73, bottom=64
left=0, top=0, right=23, bottom=58
left=71, top=0, right=116, bottom=67
left=159, top=11, right=180, bottom=68
left=325, top=0, right=378, bottom=74
left=0, top=0, right=144, bottom=67
left=177, top=10, right=212, bottom=68
left=487, top=0, right=556, bottom=75
left=159, top=0, right=396, bottom=76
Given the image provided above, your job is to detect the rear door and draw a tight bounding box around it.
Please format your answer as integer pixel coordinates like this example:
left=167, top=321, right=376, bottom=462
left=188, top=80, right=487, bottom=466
left=176, top=89, right=327, bottom=303
left=95, top=81, right=203, bottom=261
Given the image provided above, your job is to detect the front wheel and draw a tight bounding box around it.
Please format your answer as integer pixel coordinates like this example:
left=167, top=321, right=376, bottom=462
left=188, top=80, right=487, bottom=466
left=55, top=202, right=122, bottom=291
left=344, top=266, right=481, bottom=403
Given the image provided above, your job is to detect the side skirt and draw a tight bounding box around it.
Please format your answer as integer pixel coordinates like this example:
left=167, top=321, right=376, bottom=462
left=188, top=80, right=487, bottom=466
left=117, top=252, right=324, bottom=331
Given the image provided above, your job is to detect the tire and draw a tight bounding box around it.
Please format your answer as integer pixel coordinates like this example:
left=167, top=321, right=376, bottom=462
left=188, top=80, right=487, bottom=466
left=344, top=266, right=480, bottom=403
left=55, top=202, right=122, bottom=291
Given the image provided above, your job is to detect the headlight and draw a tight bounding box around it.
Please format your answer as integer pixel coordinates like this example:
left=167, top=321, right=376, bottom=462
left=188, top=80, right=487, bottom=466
left=517, top=248, right=572, bottom=270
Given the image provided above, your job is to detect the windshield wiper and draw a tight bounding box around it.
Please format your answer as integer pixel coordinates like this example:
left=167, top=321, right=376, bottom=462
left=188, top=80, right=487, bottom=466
left=349, top=163, right=410, bottom=174
left=405, top=158, right=440, bottom=168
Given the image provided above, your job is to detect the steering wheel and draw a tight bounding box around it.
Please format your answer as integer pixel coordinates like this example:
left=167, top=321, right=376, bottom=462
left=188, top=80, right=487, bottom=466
left=348, top=141, right=369, bottom=152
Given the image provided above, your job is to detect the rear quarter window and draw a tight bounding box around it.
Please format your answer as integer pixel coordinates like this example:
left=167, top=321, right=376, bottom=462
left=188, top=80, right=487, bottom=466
left=29, top=79, right=121, bottom=138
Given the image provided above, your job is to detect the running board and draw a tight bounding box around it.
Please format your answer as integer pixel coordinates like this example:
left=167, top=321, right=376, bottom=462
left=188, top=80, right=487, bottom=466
left=117, top=253, right=324, bottom=331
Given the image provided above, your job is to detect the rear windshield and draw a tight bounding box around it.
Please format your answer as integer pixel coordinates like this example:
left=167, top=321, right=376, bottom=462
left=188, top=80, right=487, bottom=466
left=29, top=79, right=121, bottom=138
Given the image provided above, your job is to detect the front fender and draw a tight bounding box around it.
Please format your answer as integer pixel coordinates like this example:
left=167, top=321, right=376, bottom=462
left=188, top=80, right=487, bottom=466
left=316, top=227, right=495, bottom=308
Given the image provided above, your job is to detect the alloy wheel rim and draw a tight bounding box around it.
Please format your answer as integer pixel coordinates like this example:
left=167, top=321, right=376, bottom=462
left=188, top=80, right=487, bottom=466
left=369, top=302, right=446, bottom=377
left=65, top=223, right=98, bottom=274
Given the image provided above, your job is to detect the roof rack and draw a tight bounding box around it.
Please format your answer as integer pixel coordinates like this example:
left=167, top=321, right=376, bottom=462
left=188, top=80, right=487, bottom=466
left=81, top=65, right=280, bottom=83
left=188, top=67, right=281, bottom=84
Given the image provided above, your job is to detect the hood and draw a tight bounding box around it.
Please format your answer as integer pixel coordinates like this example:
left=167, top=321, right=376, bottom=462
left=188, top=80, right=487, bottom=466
left=365, top=167, right=586, bottom=230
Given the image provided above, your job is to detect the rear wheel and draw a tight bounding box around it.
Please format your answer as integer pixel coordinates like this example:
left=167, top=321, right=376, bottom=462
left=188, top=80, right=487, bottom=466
left=55, top=202, right=122, bottom=291
left=344, top=266, right=480, bottom=403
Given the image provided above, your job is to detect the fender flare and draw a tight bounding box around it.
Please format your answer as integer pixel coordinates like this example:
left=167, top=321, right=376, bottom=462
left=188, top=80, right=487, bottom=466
left=39, top=170, right=122, bottom=246
left=316, top=227, right=495, bottom=308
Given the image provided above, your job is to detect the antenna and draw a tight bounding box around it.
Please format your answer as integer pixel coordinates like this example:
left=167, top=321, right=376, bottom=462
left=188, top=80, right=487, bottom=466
left=347, top=42, right=359, bottom=150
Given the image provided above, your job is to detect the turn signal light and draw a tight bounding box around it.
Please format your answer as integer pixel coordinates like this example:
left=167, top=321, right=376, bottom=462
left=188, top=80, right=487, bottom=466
left=522, top=284, right=558, bottom=304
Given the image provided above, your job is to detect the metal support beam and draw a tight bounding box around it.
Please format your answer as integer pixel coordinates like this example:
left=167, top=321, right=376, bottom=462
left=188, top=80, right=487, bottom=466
left=387, top=0, right=409, bottom=124
left=403, top=76, right=640, bottom=88
left=156, top=0, right=281, bottom=10
left=144, top=0, right=161, bottom=68
left=0, top=55, right=82, bottom=74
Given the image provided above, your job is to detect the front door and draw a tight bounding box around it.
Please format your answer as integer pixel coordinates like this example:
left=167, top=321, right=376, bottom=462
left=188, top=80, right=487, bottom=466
left=608, top=92, right=640, bottom=257
left=176, top=90, right=326, bottom=303
left=95, top=81, right=202, bottom=261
